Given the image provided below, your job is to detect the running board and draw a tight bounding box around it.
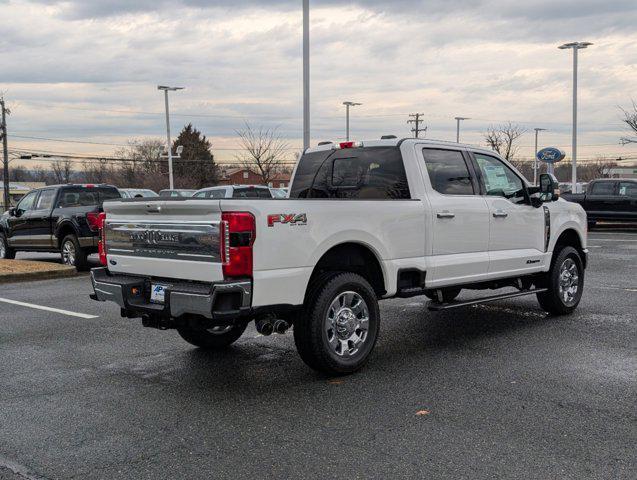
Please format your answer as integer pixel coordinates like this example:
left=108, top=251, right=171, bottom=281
left=427, top=288, right=548, bottom=311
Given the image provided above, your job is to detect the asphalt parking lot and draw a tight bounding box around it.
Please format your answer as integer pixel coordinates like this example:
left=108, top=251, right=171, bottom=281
left=1, top=230, right=635, bottom=479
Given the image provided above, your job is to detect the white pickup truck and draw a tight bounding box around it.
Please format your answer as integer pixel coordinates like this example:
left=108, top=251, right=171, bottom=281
left=90, top=138, right=588, bottom=374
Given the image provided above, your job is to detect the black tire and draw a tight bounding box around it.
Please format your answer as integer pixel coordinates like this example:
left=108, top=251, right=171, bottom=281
left=60, top=234, right=89, bottom=271
left=537, top=246, right=584, bottom=315
left=0, top=232, right=16, bottom=260
left=424, top=288, right=461, bottom=303
left=293, top=272, right=380, bottom=375
left=177, top=322, right=247, bottom=349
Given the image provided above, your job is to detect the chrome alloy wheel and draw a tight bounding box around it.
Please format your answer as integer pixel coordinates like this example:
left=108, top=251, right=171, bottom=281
left=0, top=237, right=6, bottom=258
left=62, top=240, right=76, bottom=266
left=558, top=258, right=580, bottom=306
left=325, top=291, right=370, bottom=357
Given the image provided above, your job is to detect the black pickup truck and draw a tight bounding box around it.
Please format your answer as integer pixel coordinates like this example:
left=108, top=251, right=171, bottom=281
left=0, top=184, right=120, bottom=269
left=562, top=178, right=637, bottom=226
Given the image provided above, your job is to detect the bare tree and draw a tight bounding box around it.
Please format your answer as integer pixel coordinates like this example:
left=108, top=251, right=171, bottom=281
left=235, top=123, right=289, bottom=185
left=591, top=157, right=617, bottom=179
left=51, top=159, right=74, bottom=184
left=114, top=139, right=165, bottom=190
left=81, top=159, right=114, bottom=184
left=483, top=122, right=527, bottom=161
left=620, top=100, right=637, bottom=145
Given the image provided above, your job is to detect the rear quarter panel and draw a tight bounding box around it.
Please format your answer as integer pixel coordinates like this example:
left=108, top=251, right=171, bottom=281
left=219, top=199, right=426, bottom=306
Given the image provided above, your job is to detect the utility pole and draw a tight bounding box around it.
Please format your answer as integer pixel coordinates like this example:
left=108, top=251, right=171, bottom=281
left=559, top=41, right=592, bottom=193
left=1, top=98, right=10, bottom=211
left=342, top=101, right=362, bottom=141
left=157, top=85, right=184, bottom=190
left=455, top=117, right=469, bottom=143
left=408, top=113, right=426, bottom=138
left=303, top=0, right=310, bottom=151
left=533, top=128, right=547, bottom=185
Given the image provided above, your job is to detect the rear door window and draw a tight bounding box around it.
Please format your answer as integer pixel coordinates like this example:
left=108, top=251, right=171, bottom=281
left=619, top=182, right=637, bottom=198
left=34, top=189, right=56, bottom=210
left=590, top=181, right=616, bottom=195
left=422, top=149, right=475, bottom=195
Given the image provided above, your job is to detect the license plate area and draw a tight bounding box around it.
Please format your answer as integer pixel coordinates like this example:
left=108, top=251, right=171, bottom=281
left=150, top=283, right=171, bottom=304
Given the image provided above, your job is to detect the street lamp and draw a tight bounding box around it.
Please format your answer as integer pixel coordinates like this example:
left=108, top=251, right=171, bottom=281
left=157, top=85, right=184, bottom=190
left=533, top=128, right=547, bottom=185
left=455, top=117, right=469, bottom=143
left=303, top=0, right=310, bottom=150
left=343, top=101, right=362, bottom=141
left=558, top=41, right=592, bottom=193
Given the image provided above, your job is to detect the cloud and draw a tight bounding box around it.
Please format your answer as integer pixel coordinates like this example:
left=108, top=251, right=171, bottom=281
left=2, top=0, right=636, bottom=163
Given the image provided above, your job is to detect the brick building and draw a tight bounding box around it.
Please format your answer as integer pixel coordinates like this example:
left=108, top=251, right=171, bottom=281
left=217, top=168, right=291, bottom=188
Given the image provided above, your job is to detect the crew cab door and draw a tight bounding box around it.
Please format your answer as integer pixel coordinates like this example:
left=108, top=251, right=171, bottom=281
left=586, top=181, right=618, bottom=220
left=27, top=188, right=56, bottom=248
left=6, top=190, right=39, bottom=247
left=617, top=181, right=637, bottom=220
left=420, top=147, right=490, bottom=286
left=470, top=152, right=545, bottom=277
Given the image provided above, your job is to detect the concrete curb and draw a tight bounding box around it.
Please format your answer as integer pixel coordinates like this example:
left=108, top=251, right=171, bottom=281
left=0, top=267, right=77, bottom=284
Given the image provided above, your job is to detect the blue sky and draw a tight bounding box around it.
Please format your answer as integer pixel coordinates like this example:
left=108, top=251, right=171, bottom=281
left=1, top=0, right=636, bottom=165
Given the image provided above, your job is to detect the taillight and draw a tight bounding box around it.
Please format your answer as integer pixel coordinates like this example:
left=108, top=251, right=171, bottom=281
left=97, top=212, right=107, bottom=266
left=221, top=212, right=255, bottom=278
left=86, top=212, right=101, bottom=232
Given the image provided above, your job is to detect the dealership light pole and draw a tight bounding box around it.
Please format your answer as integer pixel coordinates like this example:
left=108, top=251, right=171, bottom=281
left=558, top=41, right=592, bottom=193
left=158, top=85, right=184, bottom=190
left=533, top=127, right=547, bottom=184
left=455, top=117, right=469, bottom=143
left=303, top=0, right=310, bottom=151
left=343, top=101, right=362, bottom=141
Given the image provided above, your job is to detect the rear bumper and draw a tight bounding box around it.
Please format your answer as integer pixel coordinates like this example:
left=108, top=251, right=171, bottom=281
left=89, top=267, right=252, bottom=321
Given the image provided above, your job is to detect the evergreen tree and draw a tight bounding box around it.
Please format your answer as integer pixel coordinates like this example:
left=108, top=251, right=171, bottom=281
left=172, top=123, right=218, bottom=188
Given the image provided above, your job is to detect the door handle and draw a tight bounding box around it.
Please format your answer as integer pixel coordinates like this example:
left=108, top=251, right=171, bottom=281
left=492, top=210, right=508, bottom=218
left=437, top=211, right=455, bottom=219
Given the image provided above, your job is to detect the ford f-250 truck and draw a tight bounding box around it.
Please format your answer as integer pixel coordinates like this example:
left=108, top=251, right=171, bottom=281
left=90, top=138, right=588, bottom=374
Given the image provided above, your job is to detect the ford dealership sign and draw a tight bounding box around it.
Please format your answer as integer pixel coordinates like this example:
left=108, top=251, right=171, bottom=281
left=537, top=147, right=566, bottom=164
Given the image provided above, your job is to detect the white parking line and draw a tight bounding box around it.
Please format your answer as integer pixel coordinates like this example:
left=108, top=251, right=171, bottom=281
left=0, top=298, right=98, bottom=319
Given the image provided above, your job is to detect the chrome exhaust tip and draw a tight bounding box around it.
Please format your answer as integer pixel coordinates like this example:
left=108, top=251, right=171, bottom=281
left=273, top=319, right=290, bottom=335
left=255, top=318, right=274, bottom=336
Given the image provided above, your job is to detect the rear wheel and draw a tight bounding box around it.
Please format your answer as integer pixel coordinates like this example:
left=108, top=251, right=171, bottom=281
left=0, top=233, right=16, bottom=260
left=177, top=322, right=247, bottom=349
left=61, top=234, right=88, bottom=271
left=537, top=246, right=584, bottom=315
left=294, top=272, right=380, bottom=375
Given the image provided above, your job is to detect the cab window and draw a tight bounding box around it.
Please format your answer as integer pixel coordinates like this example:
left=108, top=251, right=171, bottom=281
left=422, top=149, right=474, bottom=195
left=473, top=153, right=524, bottom=198
left=618, top=182, right=637, bottom=198
left=16, top=191, right=38, bottom=213
left=590, top=181, right=615, bottom=195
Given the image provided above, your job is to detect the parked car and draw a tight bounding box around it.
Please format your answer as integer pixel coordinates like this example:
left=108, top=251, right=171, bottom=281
left=193, top=185, right=273, bottom=199
left=562, top=178, right=637, bottom=225
left=270, top=187, right=288, bottom=199
left=0, top=184, right=121, bottom=269
left=91, top=139, right=588, bottom=375
left=118, top=188, right=158, bottom=199
left=158, top=189, right=196, bottom=198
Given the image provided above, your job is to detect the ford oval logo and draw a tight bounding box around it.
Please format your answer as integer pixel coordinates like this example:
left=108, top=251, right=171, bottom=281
left=537, top=147, right=566, bottom=164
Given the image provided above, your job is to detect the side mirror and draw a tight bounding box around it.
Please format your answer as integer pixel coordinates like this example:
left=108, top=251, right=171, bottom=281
left=539, top=173, right=560, bottom=202
left=8, top=207, right=16, bottom=217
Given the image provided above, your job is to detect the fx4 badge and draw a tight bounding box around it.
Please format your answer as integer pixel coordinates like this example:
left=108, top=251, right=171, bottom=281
left=267, top=213, right=307, bottom=227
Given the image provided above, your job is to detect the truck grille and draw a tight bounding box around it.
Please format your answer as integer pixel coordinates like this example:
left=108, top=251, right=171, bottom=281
left=104, top=221, right=222, bottom=263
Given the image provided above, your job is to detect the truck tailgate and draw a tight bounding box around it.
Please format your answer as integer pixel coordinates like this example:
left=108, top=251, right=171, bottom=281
left=103, top=199, right=224, bottom=283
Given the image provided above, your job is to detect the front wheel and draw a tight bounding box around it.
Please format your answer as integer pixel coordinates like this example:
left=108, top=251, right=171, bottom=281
left=294, top=272, right=380, bottom=375
left=537, top=246, right=584, bottom=315
left=0, top=233, right=16, bottom=260
left=177, top=322, right=247, bottom=349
